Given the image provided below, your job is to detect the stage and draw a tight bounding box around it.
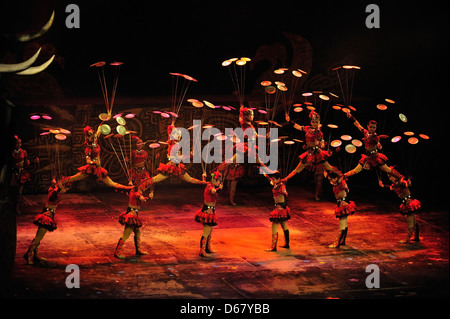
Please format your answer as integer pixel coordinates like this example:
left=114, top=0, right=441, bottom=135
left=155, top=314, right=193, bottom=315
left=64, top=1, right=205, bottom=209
left=8, top=183, right=448, bottom=300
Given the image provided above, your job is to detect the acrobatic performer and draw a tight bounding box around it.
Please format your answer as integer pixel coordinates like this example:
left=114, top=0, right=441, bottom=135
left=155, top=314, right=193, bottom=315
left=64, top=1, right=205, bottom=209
left=129, top=136, right=151, bottom=184
left=149, top=119, right=207, bottom=185
left=325, top=169, right=356, bottom=248
left=114, top=181, right=152, bottom=259
left=10, top=135, right=38, bottom=213
left=58, top=125, right=132, bottom=190
left=379, top=168, right=421, bottom=244
left=344, top=113, right=403, bottom=181
left=217, top=105, right=273, bottom=175
left=263, top=170, right=291, bottom=252
left=219, top=162, right=245, bottom=206
left=24, top=179, right=71, bottom=265
left=283, top=111, right=342, bottom=184
left=194, top=171, right=223, bottom=258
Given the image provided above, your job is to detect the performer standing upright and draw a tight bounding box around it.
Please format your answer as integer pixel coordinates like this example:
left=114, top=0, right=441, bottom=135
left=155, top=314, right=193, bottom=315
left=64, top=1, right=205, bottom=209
left=10, top=135, right=38, bottom=213
left=114, top=182, right=152, bottom=259
left=58, top=125, right=132, bottom=190
left=219, top=163, right=245, bottom=206
left=194, top=171, right=223, bottom=258
left=379, top=167, right=421, bottom=244
left=325, top=169, right=356, bottom=248
left=264, top=170, right=291, bottom=252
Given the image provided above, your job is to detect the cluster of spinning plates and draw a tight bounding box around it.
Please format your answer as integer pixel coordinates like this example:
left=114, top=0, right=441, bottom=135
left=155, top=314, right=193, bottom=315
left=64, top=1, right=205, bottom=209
left=391, top=132, right=429, bottom=145
left=40, top=127, right=71, bottom=141
left=222, top=57, right=251, bottom=67
left=327, top=124, right=362, bottom=154
left=98, top=113, right=136, bottom=138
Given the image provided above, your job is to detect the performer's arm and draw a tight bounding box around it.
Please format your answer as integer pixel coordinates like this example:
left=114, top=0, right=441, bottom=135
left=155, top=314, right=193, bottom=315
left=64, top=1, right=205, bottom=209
left=285, top=113, right=303, bottom=131
left=263, top=173, right=274, bottom=185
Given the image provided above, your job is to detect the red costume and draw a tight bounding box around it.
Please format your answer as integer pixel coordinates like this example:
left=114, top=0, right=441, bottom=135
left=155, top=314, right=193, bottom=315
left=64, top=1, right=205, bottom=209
left=298, top=126, right=331, bottom=168
left=130, top=149, right=151, bottom=184
left=389, top=179, right=422, bottom=215
left=358, top=129, right=388, bottom=169
left=223, top=163, right=245, bottom=180
left=194, top=183, right=219, bottom=226
left=32, top=184, right=62, bottom=231
left=118, top=189, right=144, bottom=228
left=332, top=178, right=357, bottom=218
left=156, top=124, right=187, bottom=176
left=235, top=107, right=261, bottom=159
left=11, top=148, right=31, bottom=186
left=269, top=182, right=291, bottom=222
left=77, top=142, right=108, bottom=181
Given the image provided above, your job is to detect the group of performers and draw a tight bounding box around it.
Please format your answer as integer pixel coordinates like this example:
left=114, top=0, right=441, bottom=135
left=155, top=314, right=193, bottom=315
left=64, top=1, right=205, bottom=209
left=15, top=102, right=422, bottom=265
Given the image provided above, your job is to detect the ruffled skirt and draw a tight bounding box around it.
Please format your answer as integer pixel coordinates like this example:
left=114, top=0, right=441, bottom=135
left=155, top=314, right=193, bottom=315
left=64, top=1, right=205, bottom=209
left=156, top=162, right=186, bottom=176
left=131, top=168, right=151, bottom=185
left=334, top=201, right=357, bottom=218
left=195, top=207, right=217, bottom=226
left=359, top=153, right=388, bottom=169
left=78, top=164, right=108, bottom=181
left=299, top=149, right=330, bottom=166
left=118, top=209, right=143, bottom=228
left=33, top=209, right=57, bottom=231
left=269, top=206, right=291, bottom=222
left=400, top=198, right=421, bottom=215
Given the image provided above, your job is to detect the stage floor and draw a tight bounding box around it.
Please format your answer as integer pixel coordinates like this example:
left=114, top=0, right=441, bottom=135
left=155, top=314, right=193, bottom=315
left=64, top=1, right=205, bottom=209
left=8, top=183, right=449, bottom=300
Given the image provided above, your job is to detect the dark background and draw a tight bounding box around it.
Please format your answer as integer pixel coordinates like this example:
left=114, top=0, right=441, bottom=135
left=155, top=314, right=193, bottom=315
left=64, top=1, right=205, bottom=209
left=1, top=0, right=448, bottom=209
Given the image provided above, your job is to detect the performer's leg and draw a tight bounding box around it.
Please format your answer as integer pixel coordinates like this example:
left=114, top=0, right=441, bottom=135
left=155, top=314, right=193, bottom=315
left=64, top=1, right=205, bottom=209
left=133, top=228, right=148, bottom=255
left=280, top=221, right=290, bottom=248
left=283, top=162, right=305, bottom=182
left=229, top=180, right=237, bottom=206
left=180, top=172, right=206, bottom=185
left=323, top=162, right=343, bottom=176
left=411, top=214, right=420, bottom=242
left=16, top=184, right=24, bottom=213
left=205, top=227, right=216, bottom=254
left=58, top=172, right=87, bottom=187
left=102, top=176, right=133, bottom=190
left=115, top=226, right=133, bottom=259
left=380, top=164, right=404, bottom=180
left=314, top=173, right=323, bottom=201
left=344, top=164, right=363, bottom=178
left=340, top=216, right=348, bottom=246
left=400, top=214, right=415, bottom=244
left=329, top=216, right=347, bottom=248
left=265, top=222, right=279, bottom=252
left=151, top=173, right=169, bottom=184
left=24, top=227, right=48, bottom=265
left=200, top=225, right=213, bottom=257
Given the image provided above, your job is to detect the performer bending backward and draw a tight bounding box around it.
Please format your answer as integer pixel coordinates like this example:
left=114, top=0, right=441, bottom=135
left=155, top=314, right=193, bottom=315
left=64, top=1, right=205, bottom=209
left=194, top=171, right=223, bottom=258
left=344, top=114, right=403, bottom=180
left=325, top=170, right=356, bottom=248
left=114, top=182, right=152, bottom=259
left=24, top=179, right=71, bottom=265
left=58, top=125, right=133, bottom=190
left=263, top=170, right=291, bottom=252
left=379, top=167, right=421, bottom=244
left=283, top=111, right=343, bottom=183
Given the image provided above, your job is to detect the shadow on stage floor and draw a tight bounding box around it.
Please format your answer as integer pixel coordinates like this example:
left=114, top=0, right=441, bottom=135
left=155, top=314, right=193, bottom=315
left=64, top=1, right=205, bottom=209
left=6, top=182, right=449, bottom=301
